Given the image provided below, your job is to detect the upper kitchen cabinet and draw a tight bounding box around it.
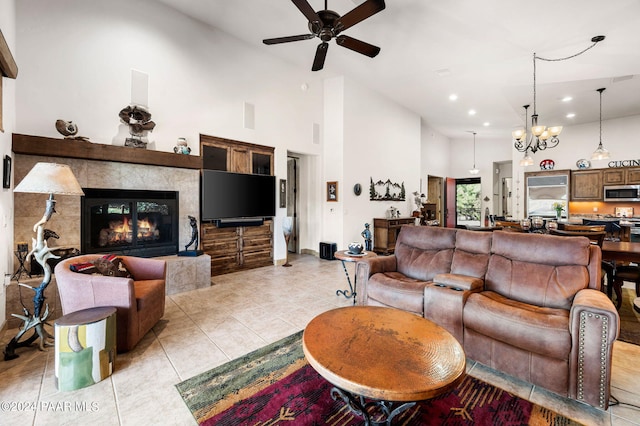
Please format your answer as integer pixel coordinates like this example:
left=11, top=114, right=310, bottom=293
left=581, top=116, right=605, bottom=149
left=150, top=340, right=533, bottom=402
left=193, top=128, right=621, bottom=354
left=201, top=134, right=274, bottom=175
left=603, top=167, right=640, bottom=185
left=571, top=169, right=603, bottom=201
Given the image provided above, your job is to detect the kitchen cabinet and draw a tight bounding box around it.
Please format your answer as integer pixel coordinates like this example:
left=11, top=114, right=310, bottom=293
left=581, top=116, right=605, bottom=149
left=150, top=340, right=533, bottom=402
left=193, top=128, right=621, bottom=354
left=603, top=167, right=640, bottom=185
left=571, top=169, right=603, bottom=201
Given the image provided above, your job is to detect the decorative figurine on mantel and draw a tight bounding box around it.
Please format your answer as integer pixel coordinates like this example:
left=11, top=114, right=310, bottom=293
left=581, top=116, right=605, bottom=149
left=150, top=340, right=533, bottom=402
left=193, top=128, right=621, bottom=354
left=361, top=223, right=372, bottom=251
left=173, top=137, right=191, bottom=155
left=178, top=215, right=203, bottom=256
left=118, top=104, right=156, bottom=149
left=55, top=119, right=89, bottom=141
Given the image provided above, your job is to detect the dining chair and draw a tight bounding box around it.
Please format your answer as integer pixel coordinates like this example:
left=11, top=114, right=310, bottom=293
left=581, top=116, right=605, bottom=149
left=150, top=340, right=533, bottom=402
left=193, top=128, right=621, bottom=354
left=582, top=220, right=621, bottom=241
left=561, top=224, right=606, bottom=232
left=494, top=220, right=523, bottom=232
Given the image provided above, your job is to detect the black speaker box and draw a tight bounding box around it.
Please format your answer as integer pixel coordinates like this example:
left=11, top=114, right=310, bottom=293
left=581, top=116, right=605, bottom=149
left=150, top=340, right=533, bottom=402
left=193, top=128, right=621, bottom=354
left=319, top=242, right=337, bottom=260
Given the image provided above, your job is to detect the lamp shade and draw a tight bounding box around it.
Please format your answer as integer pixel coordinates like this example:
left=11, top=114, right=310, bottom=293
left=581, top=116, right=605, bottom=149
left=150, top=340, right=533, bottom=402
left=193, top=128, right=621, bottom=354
left=14, top=163, right=84, bottom=195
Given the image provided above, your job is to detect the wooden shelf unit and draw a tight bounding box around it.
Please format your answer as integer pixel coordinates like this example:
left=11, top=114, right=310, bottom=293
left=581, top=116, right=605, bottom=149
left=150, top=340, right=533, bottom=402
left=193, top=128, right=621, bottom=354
left=373, top=217, right=415, bottom=255
left=199, top=134, right=275, bottom=275
left=201, top=220, right=273, bottom=276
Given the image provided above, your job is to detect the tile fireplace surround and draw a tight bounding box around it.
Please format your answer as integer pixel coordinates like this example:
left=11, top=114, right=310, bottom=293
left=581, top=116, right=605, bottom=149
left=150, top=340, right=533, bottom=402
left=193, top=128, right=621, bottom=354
left=12, top=153, right=200, bottom=272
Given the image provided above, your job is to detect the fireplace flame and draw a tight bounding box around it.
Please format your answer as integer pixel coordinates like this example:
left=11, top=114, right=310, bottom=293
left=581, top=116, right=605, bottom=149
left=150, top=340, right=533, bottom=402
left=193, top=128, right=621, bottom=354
left=98, top=217, right=160, bottom=247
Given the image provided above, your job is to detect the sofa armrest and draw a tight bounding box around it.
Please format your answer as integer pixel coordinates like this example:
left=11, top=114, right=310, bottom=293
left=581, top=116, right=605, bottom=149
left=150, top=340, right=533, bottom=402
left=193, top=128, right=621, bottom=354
left=355, top=255, right=397, bottom=306
left=433, top=273, right=484, bottom=291
left=568, top=289, right=619, bottom=409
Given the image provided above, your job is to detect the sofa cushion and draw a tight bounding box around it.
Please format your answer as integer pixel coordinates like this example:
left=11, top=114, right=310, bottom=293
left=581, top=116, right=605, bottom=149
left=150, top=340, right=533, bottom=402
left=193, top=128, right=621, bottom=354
left=464, top=291, right=571, bottom=360
left=450, top=229, right=492, bottom=278
left=367, top=272, right=430, bottom=314
left=394, top=226, right=456, bottom=280
left=486, top=232, right=591, bottom=309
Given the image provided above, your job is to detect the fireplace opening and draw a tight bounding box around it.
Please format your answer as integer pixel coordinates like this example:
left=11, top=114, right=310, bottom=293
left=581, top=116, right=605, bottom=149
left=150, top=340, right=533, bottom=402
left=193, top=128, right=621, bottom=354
left=81, top=188, right=178, bottom=257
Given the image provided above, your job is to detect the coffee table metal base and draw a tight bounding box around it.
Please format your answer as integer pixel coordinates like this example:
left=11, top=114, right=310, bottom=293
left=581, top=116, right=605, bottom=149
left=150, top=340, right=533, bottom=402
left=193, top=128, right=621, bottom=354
left=331, top=386, right=416, bottom=426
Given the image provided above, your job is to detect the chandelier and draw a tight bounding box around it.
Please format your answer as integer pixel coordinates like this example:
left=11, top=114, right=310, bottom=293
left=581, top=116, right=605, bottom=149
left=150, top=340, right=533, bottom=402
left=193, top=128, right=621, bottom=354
left=591, top=87, right=610, bottom=160
left=513, top=36, right=606, bottom=159
left=469, top=131, right=479, bottom=175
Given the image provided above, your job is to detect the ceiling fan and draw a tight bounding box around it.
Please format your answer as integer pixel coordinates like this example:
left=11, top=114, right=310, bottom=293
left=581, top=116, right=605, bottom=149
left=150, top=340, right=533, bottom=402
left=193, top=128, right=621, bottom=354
left=263, top=0, right=386, bottom=71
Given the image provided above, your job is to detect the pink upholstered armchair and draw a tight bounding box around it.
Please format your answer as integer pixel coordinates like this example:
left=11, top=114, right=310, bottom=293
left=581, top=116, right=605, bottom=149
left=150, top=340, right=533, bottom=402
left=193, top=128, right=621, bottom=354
left=54, top=255, right=166, bottom=352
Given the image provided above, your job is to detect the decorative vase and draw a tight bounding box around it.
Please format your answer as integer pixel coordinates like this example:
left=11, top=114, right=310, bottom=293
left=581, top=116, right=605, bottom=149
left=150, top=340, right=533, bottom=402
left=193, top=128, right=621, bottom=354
left=556, top=210, right=562, bottom=220
left=348, top=242, right=363, bottom=255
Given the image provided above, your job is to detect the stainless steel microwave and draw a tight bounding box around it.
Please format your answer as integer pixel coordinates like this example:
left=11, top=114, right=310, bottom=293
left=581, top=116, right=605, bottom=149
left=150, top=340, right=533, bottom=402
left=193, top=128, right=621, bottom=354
left=603, top=185, right=640, bottom=202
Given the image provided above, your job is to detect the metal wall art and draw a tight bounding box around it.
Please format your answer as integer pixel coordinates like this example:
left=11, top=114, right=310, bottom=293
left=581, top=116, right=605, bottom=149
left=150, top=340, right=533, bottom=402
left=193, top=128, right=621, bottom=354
left=369, top=178, right=405, bottom=201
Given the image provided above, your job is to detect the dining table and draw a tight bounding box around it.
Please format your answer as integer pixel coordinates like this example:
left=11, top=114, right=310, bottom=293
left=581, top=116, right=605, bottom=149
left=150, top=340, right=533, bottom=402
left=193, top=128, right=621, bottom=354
left=601, top=240, right=640, bottom=308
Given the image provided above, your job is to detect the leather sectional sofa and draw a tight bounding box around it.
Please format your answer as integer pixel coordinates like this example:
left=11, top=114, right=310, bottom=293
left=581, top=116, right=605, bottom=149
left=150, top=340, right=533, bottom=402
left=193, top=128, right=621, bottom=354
left=355, top=225, right=619, bottom=409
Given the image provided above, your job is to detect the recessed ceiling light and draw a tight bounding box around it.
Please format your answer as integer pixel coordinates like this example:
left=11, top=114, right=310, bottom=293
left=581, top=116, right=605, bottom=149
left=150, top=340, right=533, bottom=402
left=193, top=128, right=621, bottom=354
left=562, top=96, right=573, bottom=102
left=483, top=122, right=490, bottom=127
left=468, top=109, right=476, bottom=116
left=449, top=94, right=458, bottom=101
left=566, top=113, right=576, bottom=118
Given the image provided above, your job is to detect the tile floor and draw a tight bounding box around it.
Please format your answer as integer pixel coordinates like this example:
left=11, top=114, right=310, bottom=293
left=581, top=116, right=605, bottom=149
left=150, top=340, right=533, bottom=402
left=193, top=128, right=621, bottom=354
left=0, top=254, right=639, bottom=425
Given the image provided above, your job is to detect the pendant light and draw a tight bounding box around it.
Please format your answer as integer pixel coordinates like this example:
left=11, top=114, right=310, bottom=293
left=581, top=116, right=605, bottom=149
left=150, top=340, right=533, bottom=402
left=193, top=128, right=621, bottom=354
left=469, top=131, right=479, bottom=175
left=513, top=35, right=606, bottom=158
left=591, top=88, right=610, bottom=160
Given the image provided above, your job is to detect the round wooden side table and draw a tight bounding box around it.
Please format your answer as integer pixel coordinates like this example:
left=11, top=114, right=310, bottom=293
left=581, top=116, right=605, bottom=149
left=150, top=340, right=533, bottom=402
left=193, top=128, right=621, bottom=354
left=54, top=306, right=117, bottom=391
left=333, top=250, right=377, bottom=304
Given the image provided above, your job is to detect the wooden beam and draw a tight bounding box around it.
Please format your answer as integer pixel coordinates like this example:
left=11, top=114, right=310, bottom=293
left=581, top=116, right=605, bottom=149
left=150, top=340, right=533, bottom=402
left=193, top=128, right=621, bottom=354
left=12, top=133, right=203, bottom=170
left=0, top=29, right=17, bottom=79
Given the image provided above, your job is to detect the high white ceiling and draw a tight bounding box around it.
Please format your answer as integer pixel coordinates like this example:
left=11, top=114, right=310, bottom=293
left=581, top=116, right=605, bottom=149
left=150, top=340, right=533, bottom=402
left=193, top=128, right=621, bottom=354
left=156, top=0, right=640, bottom=140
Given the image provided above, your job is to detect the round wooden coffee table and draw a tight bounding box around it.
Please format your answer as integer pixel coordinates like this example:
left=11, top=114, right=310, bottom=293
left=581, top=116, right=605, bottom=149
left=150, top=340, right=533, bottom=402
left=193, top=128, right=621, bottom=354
left=303, top=306, right=466, bottom=425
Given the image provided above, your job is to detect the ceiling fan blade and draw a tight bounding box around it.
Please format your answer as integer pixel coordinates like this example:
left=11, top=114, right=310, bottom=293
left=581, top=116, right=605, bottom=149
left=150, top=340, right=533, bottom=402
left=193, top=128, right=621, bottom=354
left=336, top=35, right=380, bottom=57
left=335, top=0, right=385, bottom=32
left=312, top=42, right=329, bottom=71
left=263, top=34, right=315, bottom=45
left=292, top=0, right=322, bottom=25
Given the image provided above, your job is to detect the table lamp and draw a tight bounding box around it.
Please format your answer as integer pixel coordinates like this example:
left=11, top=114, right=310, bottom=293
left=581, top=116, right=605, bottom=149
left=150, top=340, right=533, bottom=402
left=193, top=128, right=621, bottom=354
left=4, top=163, right=84, bottom=360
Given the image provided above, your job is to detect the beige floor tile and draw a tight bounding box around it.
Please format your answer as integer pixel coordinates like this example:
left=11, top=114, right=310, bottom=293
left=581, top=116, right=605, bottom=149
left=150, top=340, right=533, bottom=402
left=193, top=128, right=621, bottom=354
left=1, top=253, right=639, bottom=425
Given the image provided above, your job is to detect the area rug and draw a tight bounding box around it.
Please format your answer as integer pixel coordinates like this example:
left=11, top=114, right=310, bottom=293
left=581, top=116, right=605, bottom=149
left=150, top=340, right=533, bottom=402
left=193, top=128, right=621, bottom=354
left=618, top=287, right=640, bottom=345
left=176, top=332, right=581, bottom=426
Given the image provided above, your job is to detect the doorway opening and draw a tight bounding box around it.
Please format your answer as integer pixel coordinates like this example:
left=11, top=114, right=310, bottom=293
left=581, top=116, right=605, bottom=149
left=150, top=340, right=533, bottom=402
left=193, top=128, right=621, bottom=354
left=455, top=178, right=481, bottom=228
left=286, top=155, right=299, bottom=254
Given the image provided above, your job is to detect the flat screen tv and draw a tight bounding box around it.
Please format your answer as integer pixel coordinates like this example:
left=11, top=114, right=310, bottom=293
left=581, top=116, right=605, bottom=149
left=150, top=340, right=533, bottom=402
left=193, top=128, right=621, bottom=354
left=201, top=170, right=276, bottom=221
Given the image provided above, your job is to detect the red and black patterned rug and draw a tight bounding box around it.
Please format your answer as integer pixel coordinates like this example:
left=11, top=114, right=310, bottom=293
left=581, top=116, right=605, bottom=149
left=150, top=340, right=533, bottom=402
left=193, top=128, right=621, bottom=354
left=176, top=332, right=581, bottom=425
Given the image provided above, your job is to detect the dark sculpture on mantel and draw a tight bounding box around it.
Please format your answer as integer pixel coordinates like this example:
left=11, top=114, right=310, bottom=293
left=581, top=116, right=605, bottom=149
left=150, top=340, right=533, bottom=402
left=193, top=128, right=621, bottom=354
left=178, top=215, right=203, bottom=257
left=119, top=104, right=156, bottom=149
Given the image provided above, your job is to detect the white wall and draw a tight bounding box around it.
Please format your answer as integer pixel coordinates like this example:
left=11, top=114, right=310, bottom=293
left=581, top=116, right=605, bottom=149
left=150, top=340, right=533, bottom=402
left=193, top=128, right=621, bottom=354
left=421, top=119, right=451, bottom=180
left=0, top=0, right=16, bottom=331
left=14, top=0, right=327, bottom=262
left=342, top=77, right=421, bottom=248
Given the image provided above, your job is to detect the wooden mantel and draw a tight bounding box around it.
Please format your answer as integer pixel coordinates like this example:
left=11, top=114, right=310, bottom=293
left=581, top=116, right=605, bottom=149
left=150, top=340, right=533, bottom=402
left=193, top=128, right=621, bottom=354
left=12, top=133, right=202, bottom=169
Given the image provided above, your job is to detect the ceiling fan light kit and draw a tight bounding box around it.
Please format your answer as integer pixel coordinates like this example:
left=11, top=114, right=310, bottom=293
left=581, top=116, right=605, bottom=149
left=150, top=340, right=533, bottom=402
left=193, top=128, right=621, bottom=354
left=513, top=35, right=606, bottom=160
left=263, top=0, right=386, bottom=71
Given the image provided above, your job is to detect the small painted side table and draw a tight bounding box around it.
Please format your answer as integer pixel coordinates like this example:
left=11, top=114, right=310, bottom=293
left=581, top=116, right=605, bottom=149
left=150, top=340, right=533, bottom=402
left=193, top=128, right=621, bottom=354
left=55, top=306, right=117, bottom=391
left=333, top=250, right=377, bottom=304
